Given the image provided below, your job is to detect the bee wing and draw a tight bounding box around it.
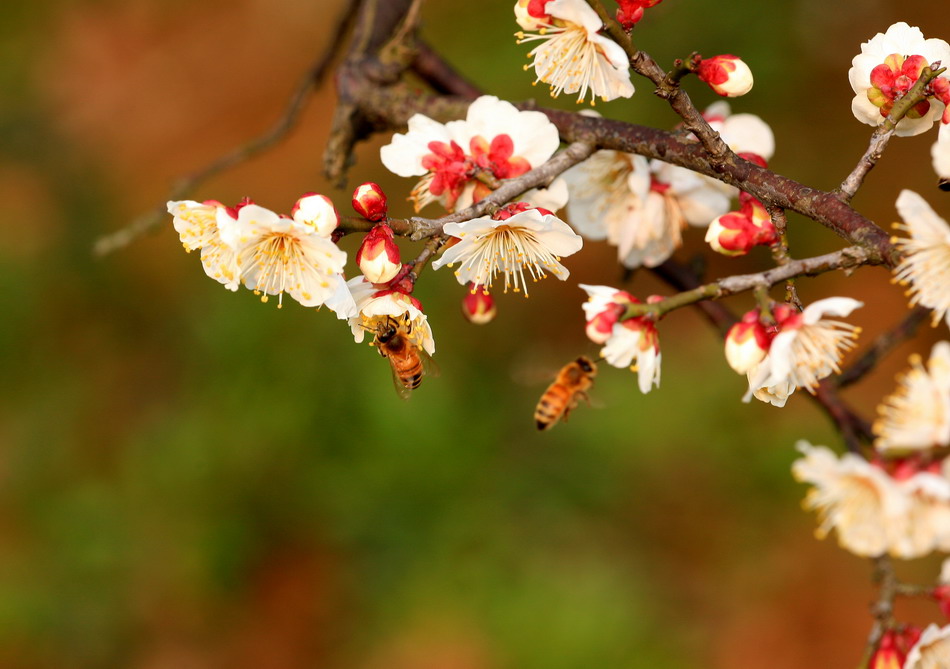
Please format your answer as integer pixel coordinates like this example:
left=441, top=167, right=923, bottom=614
left=389, top=361, right=414, bottom=401
left=419, top=346, right=440, bottom=379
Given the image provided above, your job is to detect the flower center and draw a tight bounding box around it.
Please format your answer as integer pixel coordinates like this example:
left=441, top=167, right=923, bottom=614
left=867, top=53, right=932, bottom=119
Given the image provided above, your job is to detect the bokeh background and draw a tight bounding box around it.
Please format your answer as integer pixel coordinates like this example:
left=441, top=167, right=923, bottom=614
left=3, top=0, right=950, bottom=667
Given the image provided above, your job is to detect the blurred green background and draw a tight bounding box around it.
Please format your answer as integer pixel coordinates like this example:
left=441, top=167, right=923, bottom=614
left=2, top=0, right=950, bottom=667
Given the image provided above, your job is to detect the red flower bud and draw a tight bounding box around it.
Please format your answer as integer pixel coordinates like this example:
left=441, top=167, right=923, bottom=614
left=462, top=284, right=497, bottom=324
left=356, top=224, right=401, bottom=284
left=352, top=182, right=388, bottom=221
left=698, top=55, right=754, bottom=97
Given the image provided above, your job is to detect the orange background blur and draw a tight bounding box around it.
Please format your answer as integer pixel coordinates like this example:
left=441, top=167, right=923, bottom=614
left=3, top=0, right=950, bottom=667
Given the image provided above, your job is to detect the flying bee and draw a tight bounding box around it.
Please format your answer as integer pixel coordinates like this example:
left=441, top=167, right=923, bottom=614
left=534, top=355, right=598, bottom=430
left=370, top=315, right=436, bottom=399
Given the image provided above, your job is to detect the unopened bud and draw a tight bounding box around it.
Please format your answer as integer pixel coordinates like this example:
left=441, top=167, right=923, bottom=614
left=705, top=212, right=752, bottom=256
left=357, top=224, right=402, bottom=284
left=515, top=0, right=551, bottom=31
left=462, top=284, right=497, bottom=324
left=292, top=193, right=339, bottom=236
left=724, top=310, right=771, bottom=374
left=351, top=182, right=388, bottom=221
left=706, top=197, right=776, bottom=256
left=615, top=0, right=662, bottom=30
left=698, top=55, right=754, bottom=98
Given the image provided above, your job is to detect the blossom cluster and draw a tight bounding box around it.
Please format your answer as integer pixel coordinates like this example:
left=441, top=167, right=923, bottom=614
left=161, top=9, right=950, bottom=666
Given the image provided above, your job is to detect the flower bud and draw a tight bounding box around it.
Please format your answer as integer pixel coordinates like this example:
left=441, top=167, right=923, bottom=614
left=698, top=55, right=754, bottom=98
left=351, top=182, right=388, bottom=221
left=724, top=310, right=771, bottom=374
left=615, top=0, right=663, bottom=30
left=462, top=284, right=496, bottom=324
left=292, top=193, right=339, bottom=236
left=705, top=212, right=752, bottom=256
left=585, top=303, right=623, bottom=344
left=357, top=224, right=402, bottom=284
left=514, top=0, right=551, bottom=31
left=706, top=196, right=777, bottom=256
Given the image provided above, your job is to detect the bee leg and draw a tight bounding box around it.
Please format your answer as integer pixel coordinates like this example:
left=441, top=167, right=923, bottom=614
left=578, top=391, right=591, bottom=406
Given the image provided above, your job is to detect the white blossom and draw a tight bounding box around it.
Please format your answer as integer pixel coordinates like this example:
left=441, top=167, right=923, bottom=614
left=432, top=208, right=583, bottom=296
left=893, top=190, right=950, bottom=327
left=515, top=0, right=634, bottom=104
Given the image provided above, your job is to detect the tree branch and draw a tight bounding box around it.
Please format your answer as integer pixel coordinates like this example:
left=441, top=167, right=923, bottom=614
left=92, top=0, right=363, bottom=257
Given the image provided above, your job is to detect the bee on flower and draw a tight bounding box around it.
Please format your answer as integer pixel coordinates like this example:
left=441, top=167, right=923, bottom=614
left=431, top=203, right=583, bottom=297
left=514, top=0, right=635, bottom=105
left=380, top=95, right=565, bottom=213
left=347, top=276, right=435, bottom=357
left=893, top=190, right=950, bottom=327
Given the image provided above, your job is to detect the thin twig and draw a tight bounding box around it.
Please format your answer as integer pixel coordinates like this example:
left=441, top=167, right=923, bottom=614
left=858, top=556, right=898, bottom=669
left=582, top=0, right=734, bottom=167
left=93, top=0, right=363, bottom=257
left=836, top=305, right=932, bottom=388
left=623, top=246, right=875, bottom=320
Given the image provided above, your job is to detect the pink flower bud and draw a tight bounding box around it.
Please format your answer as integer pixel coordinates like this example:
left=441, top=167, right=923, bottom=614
left=357, top=224, right=402, bottom=284
left=351, top=182, right=388, bottom=221
left=291, top=193, right=339, bottom=236
left=724, top=310, right=771, bottom=374
left=462, top=284, right=497, bottom=324
left=698, top=55, right=754, bottom=98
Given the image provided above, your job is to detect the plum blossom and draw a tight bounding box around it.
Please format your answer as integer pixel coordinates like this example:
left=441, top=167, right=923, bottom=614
left=849, top=22, right=950, bottom=136
left=432, top=206, right=583, bottom=296
left=515, top=0, right=634, bottom=104
left=893, top=190, right=950, bottom=327
left=579, top=284, right=661, bottom=393
left=347, top=277, right=435, bottom=356
left=217, top=201, right=357, bottom=318
left=744, top=298, right=862, bottom=407
left=380, top=95, right=563, bottom=213
left=792, top=442, right=950, bottom=558
left=168, top=199, right=241, bottom=291
left=933, top=120, right=950, bottom=183
left=905, top=623, right=950, bottom=669
left=873, top=342, right=950, bottom=454
left=563, top=103, right=774, bottom=268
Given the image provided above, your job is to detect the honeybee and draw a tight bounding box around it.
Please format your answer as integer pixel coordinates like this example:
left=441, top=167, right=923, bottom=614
left=534, top=355, right=598, bottom=430
left=371, top=315, right=435, bottom=399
